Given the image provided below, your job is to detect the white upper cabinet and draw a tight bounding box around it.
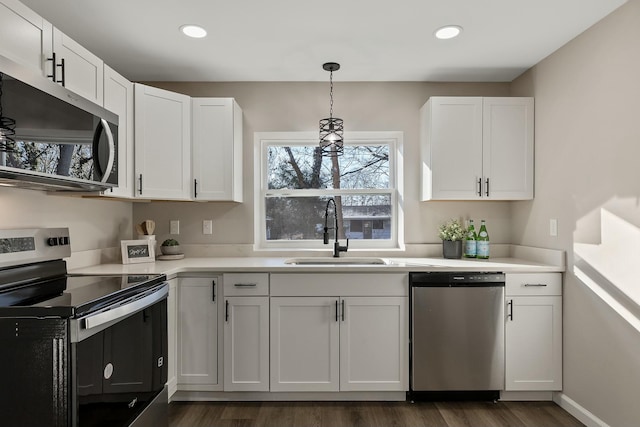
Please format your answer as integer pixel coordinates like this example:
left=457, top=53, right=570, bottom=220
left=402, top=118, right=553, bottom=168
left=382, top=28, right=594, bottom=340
left=0, top=0, right=52, bottom=75
left=420, top=96, right=534, bottom=200
left=0, top=0, right=105, bottom=106
left=192, top=98, right=243, bottom=201
left=51, top=27, right=104, bottom=105
left=103, top=65, right=134, bottom=198
left=134, top=83, right=191, bottom=200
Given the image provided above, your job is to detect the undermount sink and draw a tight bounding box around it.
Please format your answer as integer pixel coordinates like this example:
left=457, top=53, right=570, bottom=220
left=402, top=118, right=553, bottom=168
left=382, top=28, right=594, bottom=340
left=284, top=257, right=390, bottom=265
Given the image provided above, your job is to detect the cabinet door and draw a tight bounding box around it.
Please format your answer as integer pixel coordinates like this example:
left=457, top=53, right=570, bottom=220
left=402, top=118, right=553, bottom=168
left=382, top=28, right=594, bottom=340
left=223, top=296, right=269, bottom=391
left=505, top=296, right=562, bottom=391
left=103, top=65, right=134, bottom=198
left=192, top=98, right=243, bottom=201
left=421, top=97, right=483, bottom=200
left=134, top=84, right=191, bottom=200
left=103, top=309, right=153, bottom=393
left=483, top=97, right=534, bottom=200
left=340, top=297, right=407, bottom=391
left=177, top=277, right=219, bottom=388
left=0, top=0, right=52, bottom=75
left=270, top=297, right=339, bottom=392
left=52, top=27, right=103, bottom=105
left=166, top=278, right=178, bottom=398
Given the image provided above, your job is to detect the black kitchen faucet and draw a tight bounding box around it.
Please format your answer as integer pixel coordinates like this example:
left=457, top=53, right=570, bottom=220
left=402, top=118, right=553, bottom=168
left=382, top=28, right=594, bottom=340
left=323, top=198, right=349, bottom=257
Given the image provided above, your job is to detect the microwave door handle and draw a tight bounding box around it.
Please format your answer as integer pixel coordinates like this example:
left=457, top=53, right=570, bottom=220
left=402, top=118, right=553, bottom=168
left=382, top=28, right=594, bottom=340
left=97, top=119, right=115, bottom=183
left=82, top=283, right=169, bottom=330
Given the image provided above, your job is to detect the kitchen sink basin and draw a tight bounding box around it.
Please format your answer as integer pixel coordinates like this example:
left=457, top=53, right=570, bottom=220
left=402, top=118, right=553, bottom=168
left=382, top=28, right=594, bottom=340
left=283, top=257, right=390, bottom=265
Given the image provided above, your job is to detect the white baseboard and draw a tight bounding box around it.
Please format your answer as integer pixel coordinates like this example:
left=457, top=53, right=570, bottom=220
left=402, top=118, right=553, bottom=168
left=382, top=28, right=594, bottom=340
left=500, top=391, right=553, bottom=401
left=554, top=392, right=609, bottom=427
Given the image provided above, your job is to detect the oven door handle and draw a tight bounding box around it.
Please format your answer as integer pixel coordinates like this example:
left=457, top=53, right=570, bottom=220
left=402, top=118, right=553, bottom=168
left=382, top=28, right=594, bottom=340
left=82, top=283, right=169, bottom=330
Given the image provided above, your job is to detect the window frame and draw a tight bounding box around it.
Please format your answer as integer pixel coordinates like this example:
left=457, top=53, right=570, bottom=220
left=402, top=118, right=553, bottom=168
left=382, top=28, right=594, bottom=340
left=254, top=131, right=404, bottom=251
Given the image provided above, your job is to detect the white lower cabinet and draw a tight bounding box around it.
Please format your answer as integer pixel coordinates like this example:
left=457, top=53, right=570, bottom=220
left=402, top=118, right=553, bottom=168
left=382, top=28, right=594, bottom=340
left=505, top=273, right=562, bottom=391
left=270, top=297, right=339, bottom=392
left=340, top=297, right=407, bottom=391
left=223, top=297, right=270, bottom=391
left=177, top=277, right=220, bottom=391
left=166, top=278, right=177, bottom=398
left=270, top=292, right=407, bottom=392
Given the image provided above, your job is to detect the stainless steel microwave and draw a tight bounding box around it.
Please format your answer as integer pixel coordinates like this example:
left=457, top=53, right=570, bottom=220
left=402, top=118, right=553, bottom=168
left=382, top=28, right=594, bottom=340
left=0, top=54, right=118, bottom=192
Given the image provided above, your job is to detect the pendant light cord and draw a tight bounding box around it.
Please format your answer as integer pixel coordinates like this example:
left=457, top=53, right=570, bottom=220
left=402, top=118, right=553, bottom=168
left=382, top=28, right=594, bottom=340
left=329, top=70, right=334, bottom=120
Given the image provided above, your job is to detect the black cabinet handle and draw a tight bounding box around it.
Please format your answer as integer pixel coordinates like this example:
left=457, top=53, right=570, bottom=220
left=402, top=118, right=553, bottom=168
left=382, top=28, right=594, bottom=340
left=507, top=300, right=513, bottom=321
left=194, top=179, right=198, bottom=198
left=524, top=283, right=548, bottom=287
left=58, top=57, right=65, bottom=87
left=225, top=300, right=229, bottom=322
left=485, top=178, right=490, bottom=197
left=335, top=300, right=338, bottom=322
left=477, top=178, right=482, bottom=197
left=212, top=280, right=216, bottom=302
left=341, top=300, right=345, bottom=322
left=138, top=174, right=143, bottom=195
left=46, top=52, right=57, bottom=82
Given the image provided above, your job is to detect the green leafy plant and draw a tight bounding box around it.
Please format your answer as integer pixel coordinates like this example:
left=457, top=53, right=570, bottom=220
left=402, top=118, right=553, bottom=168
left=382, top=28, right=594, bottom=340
left=161, top=238, right=180, bottom=247
left=438, top=218, right=466, bottom=241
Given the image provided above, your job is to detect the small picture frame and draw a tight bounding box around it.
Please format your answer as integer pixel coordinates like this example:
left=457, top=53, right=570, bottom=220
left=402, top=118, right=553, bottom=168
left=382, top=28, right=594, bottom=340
left=121, top=239, right=155, bottom=264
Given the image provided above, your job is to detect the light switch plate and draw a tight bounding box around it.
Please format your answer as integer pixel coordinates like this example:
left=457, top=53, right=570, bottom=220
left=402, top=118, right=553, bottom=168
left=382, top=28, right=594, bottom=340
left=170, top=220, right=180, bottom=235
left=203, top=220, right=213, bottom=235
left=550, top=219, right=558, bottom=237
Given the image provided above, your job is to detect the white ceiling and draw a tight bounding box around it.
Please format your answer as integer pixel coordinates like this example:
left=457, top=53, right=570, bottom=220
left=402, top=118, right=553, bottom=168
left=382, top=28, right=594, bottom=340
left=21, top=0, right=626, bottom=82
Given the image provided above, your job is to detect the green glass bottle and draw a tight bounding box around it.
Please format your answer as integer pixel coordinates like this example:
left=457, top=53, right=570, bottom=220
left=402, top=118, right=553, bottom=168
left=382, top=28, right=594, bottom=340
left=464, top=219, right=477, bottom=258
left=476, top=220, right=490, bottom=259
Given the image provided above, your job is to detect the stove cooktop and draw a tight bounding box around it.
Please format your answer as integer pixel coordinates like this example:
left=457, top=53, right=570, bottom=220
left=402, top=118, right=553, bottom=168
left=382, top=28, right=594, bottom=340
left=0, top=267, right=166, bottom=318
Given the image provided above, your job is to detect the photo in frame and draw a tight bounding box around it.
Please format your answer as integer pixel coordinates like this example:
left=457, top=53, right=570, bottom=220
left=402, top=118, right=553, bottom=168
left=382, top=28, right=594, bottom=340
left=120, top=239, right=155, bottom=264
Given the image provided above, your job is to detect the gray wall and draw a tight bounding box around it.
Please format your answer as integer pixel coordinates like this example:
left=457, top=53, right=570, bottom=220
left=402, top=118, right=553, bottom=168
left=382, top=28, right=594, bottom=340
left=511, top=0, right=640, bottom=424
left=0, top=187, right=132, bottom=252
left=134, top=81, right=513, bottom=248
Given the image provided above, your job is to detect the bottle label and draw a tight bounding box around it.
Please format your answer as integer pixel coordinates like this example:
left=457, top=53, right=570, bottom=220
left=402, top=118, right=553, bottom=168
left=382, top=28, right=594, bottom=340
left=464, top=240, right=476, bottom=257
left=479, top=231, right=488, bottom=238
left=477, top=241, right=490, bottom=258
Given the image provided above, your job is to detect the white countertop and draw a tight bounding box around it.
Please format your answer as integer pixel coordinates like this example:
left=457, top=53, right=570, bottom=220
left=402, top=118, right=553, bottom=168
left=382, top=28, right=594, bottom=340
left=69, top=256, right=564, bottom=277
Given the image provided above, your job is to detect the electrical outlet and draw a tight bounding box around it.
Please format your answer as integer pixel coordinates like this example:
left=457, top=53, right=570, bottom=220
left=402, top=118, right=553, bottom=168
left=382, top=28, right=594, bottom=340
left=170, top=220, right=180, bottom=235
left=203, top=220, right=213, bottom=235
left=550, top=219, right=558, bottom=237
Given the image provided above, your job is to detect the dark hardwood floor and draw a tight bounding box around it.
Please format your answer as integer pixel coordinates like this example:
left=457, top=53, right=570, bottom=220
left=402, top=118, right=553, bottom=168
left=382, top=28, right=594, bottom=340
left=169, top=400, right=584, bottom=427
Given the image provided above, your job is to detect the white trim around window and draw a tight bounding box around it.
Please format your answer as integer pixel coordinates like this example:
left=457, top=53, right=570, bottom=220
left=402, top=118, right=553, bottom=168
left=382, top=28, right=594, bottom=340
left=253, top=131, right=404, bottom=251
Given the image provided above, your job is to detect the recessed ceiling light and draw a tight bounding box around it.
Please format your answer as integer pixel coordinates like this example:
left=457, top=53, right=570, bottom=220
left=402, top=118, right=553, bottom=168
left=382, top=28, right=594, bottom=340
left=180, top=24, right=207, bottom=39
left=434, top=25, right=463, bottom=40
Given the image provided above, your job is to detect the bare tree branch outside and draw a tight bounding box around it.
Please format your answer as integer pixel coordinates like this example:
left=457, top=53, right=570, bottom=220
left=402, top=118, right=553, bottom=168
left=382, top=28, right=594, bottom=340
left=265, top=144, right=391, bottom=241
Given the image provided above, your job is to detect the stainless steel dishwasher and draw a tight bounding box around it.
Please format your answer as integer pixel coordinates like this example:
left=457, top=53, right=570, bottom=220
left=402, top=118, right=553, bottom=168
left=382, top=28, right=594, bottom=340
left=409, top=272, right=505, bottom=401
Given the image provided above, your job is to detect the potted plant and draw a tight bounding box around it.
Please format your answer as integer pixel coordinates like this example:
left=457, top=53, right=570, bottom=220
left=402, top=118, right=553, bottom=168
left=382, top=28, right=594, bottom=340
left=437, top=218, right=465, bottom=259
left=160, top=238, right=181, bottom=255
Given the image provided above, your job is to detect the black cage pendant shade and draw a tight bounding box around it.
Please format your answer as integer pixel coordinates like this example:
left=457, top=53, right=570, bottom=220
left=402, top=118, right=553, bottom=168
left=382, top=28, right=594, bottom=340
left=319, top=62, right=344, bottom=157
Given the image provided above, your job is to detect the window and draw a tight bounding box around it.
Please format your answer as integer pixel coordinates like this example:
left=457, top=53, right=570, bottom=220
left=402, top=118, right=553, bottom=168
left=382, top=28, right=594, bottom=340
left=255, top=131, right=403, bottom=250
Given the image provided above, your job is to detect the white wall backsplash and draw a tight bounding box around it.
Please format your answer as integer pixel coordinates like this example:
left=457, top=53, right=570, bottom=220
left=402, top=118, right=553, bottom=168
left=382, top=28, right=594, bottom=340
left=0, top=186, right=132, bottom=256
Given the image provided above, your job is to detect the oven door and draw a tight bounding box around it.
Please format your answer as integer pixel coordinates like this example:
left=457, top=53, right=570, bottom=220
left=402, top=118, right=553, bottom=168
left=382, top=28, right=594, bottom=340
left=73, top=284, right=168, bottom=427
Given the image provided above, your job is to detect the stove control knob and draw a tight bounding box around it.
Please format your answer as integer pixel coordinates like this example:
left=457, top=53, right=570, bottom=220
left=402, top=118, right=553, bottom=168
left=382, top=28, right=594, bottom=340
left=47, top=237, right=59, bottom=246
left=59, top=236, right=70, bottom=246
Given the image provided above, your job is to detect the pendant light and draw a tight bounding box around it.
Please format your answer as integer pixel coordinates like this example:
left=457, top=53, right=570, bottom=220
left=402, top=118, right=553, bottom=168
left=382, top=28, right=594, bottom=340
left=319, top=62, right=344, bottom=157
left=0, top=72, right=16, bottom=153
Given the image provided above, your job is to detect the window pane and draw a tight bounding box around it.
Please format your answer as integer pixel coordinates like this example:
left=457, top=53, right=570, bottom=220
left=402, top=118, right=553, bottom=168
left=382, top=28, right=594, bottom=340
left=265, top=194, right=392, bottom=241
left=267, top=145, right=389, bottom=190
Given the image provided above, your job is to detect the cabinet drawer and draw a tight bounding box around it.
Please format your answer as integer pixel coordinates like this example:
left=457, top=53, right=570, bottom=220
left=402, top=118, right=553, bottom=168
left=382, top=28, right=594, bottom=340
left=506, top=273, right=562, bottom=296
left=223, top=273, right=269, bottom=296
